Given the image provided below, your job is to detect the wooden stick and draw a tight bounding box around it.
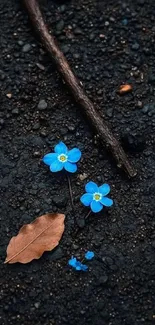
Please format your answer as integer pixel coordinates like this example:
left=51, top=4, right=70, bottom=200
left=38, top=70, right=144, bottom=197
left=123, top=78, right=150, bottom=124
left=23, top=0, right=137, bottom=178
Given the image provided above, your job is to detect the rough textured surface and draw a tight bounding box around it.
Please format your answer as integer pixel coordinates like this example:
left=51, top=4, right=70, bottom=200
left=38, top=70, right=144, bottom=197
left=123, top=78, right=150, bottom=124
left=0, top=0, right=155, bottom=324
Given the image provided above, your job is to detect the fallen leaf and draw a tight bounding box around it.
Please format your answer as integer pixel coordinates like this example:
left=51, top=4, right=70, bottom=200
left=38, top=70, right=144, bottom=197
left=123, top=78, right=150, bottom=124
left=5, top=213, right=65, bottom=264
left=119, top=84, right=132, bottom=94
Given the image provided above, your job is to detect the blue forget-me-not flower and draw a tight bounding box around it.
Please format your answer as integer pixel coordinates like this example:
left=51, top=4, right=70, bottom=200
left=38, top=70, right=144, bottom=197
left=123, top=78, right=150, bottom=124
left=80, top=181, right=113, bottom=213
left=85, top=251, right=94, bottom=260
left=43, top=141, right=81, bottom=173
left=68, top=257, right=88, bottom=271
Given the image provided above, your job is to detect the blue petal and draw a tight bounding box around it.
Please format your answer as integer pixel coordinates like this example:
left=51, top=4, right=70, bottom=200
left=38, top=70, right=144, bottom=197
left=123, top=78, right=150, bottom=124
left=42, top=153, right=58, bottom=166
left=85, top=251, right=95, bottom=260
left=80, top=193, right=92, bottom=207
left=75, top=262, right=88, bottom=271
left=85, top=181, right=98, bottom=194
left=80, top=264, right=88, bottom=271
left=91, top=200, right=103, bottom=213
left=50, top=160, right=63, bottom=172
left=68, top=257, right=77, bottom=268
left=54, top=142, right=68, bottom=154
left=68, top=148, right=81, bottom=163
left=75, top=261, right=82, bottom=271
left=98, top=184, right=110, bottom=196
left=100, top=197, right=113, bottom=207
left=64, top=162, right=77, bottom=173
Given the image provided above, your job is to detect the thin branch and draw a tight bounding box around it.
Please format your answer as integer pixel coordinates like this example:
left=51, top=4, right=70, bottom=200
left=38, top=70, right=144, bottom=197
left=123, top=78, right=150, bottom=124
left=23, top=0, right=137, bottom=178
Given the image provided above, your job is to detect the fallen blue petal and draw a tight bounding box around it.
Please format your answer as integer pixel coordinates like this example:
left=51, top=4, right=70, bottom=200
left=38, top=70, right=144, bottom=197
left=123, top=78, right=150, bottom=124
left=68, top=258, right=88, bottom=272
left=68, top=257, right=77, bottom=268
left=75, top=261, right=83, bottom=271
left=85, top=251, right=95, bottom=260
left=80, top=263, right=88, bottom=271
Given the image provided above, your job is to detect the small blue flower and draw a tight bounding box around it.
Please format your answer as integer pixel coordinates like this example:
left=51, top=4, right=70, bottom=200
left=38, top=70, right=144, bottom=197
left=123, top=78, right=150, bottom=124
left=68, top=257, right=88, bottom=272
left=68, top=257, right=77, bottom=268
left=80, top=181, right=113, bottom=213
left=85, top=251, right=95, bottom=260
left=43, top=141, right=81, bottom=173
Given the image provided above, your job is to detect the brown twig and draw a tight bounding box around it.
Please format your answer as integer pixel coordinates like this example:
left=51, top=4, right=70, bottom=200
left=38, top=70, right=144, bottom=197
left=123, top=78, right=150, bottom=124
left=23, top=0, right=137, bottom=178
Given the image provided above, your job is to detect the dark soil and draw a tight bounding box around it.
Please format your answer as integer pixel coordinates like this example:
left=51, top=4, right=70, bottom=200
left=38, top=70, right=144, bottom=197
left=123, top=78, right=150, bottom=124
left=1, top=0, right=155, bottom=324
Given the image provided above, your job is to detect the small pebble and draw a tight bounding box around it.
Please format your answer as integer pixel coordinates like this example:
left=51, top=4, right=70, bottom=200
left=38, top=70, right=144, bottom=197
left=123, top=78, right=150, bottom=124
left=37, top=99, right=47, bottom=110
left=33, top=151, right=41, bottom=157
left=61, top=45, right=70, bottom=54
left=105, top=21, right=109, bottom=26
left=34, top=302, right=40, bottom=309
left=33, top=123, right=40, bottom=130
left=137, top=101, right=143, bottom=108
left=22, top=44, right=31, bottom=53
left=56, top=20, right=65, bottom=31
left=18, top=40, right=24, bottom=46
left=76, top=218, right=85, bottom=228
left=98, top=275, right=108, bottom=285
left=131, top=43, right=140, bottom=50
left=68, top=125, right=76, bottom=132
left=148, top=70, right=155, bottom=83
left=79, top=173, right=88, bottom=181
left=89, top=33, right=95, bottom=40
left=47, top=247, right=64, bottom=261
left=72, top=244, right=79, bottom=250
left=6, top=93, right=12, bottom=99
left=142, top=104, right=149, bottom=114
left=122, top=18, right=128, bottom=25
left=59, top=5, right=66, bottom=13
left=73, top=53, right=80, bottom=59
left=12, top=108, right=19, bottom=115
left=52, top=195, right=67, bottom=208
left=106, top=108, right=113, bottom=118
left=0, top=118, right=4, bottom=125
left=74, top=27, right=83, bottom=35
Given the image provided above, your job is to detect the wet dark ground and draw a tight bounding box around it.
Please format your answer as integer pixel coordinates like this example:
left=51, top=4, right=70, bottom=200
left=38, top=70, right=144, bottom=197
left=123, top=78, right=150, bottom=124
left=0, top=0, right=155, bottom=324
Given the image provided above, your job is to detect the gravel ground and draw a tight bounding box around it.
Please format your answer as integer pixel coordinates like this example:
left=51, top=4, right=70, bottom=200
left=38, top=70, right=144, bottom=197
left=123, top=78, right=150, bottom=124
left=0, top=0, right=155, bottom=324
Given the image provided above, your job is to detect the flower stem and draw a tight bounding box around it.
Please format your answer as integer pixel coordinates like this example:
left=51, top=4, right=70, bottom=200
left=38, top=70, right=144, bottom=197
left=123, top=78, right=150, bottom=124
left=85, top=210, right=91, bottom=220
left=67, top=174, right=74, bottom=210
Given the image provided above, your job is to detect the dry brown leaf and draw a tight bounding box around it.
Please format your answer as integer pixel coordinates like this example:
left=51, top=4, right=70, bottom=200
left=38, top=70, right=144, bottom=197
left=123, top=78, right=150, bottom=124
left=119, top=84, right=132, bottom=94
left=5, top=213, right=65, bottom=264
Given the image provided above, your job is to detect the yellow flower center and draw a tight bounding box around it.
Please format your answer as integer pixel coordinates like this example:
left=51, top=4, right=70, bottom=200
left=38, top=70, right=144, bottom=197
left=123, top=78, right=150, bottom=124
left=58, top=154, right=67, bottom=162
left=94, top=193, right=102, bottom=201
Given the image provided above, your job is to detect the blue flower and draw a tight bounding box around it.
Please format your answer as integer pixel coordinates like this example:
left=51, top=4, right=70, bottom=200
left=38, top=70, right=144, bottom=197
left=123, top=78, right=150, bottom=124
left=43, top=141, right=81, bottom=173
left=68, top=257, right=88, bottom=271
left=68, top=257, right=77, bottom=268
left=80, top=181, right=113, bottom=213
left=85, top=251, right=95, bottom=260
